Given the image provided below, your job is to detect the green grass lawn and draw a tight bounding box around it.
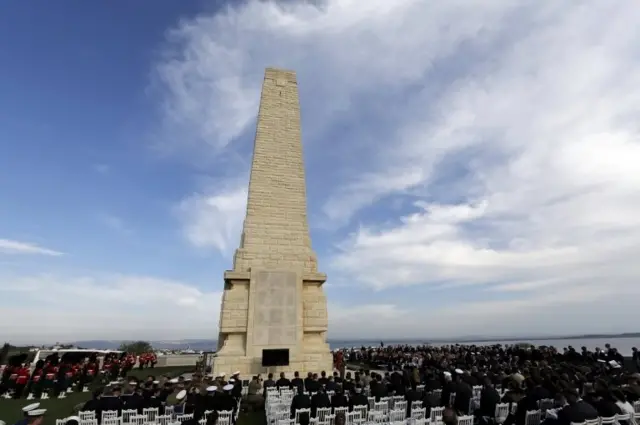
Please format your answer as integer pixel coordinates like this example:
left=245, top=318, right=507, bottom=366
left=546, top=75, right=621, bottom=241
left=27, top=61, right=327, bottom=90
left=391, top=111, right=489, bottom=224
left=0, top=367, right=222, bottom=424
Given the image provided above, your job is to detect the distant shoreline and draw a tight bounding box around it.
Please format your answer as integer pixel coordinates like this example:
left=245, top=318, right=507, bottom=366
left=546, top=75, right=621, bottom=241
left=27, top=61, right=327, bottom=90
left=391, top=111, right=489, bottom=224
left=332, top=333, right=640, bottom=345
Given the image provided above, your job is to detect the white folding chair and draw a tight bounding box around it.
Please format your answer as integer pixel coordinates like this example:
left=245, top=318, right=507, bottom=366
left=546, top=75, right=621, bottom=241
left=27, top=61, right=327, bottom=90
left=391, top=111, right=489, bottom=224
left=430, top=406, right=445, bottom=424
left=122, top=409, right=137, bottom=424
left=79, top=412, right=96, bottom=422
left=495, top=403, right=510, bottom=424
left=524, top=410, right=541, bottom=425
left=389, top=410, right=405, bottom=422
left=317, top=408, right=332, bottom=422
left=102, top=411, right=119, bottom=422
left=334, top=407, right=349, bottom=417
left=457, top=415, right=474, bottom=425
left=143, top=407, right=159, bottom=422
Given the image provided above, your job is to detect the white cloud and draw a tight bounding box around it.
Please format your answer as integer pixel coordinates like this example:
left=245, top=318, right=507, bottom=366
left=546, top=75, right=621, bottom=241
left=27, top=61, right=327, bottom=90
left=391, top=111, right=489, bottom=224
left=152, top=0, right=640, bottom=337
left=175, top=184, right=247, bottom=254
left=0, top=273, right=224, bottom=345
left=98, top=214, right=132, bottom=235
left=0, top=239, right=63, bottom=257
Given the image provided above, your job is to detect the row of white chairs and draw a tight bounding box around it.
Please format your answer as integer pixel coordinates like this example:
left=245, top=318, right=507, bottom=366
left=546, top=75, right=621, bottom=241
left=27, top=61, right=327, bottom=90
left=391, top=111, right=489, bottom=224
left=66, top=407, right=237, bottom=425
left=569, top=414, right=635, bottom=425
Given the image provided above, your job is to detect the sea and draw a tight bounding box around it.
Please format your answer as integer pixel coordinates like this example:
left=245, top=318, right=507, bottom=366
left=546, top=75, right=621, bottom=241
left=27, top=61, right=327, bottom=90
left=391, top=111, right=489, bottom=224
left=329, top=337, right=640, bottom=356
left=93, top=336, right=640, bottom=357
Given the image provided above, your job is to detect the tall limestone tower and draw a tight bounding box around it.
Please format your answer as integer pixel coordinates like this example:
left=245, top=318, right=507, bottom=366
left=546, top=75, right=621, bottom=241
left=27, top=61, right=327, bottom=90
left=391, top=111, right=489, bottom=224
left=213, top=68, right=333, bottom=376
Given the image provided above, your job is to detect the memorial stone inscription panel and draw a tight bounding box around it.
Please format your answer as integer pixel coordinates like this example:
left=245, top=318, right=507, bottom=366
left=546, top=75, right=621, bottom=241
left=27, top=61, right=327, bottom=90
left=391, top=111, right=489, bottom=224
left=252, top=271, right=298, bottom=346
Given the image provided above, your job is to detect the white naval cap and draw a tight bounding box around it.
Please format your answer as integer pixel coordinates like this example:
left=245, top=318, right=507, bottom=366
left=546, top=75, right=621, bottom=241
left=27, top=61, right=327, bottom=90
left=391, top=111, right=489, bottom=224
left=176, top=389, right=187, bottom=400
left=609, top=360, right=622, bottom=368
left=233, top=371, right=240, bottom=376
left=206, top=386, right=217, bottom=392
left=128, top=381, right=137, bottom=386
left=22, top=403, right=40, bottom=412
left=152, top=380, right=160, bottom=384
left=229, top=378, right=235, bottom=383
left=223, top=384, right=234, bottom=391
left=1, top=421, right=6, bottom=425
left=28, top=409, right=47, bottom=417
left=454, top=368, right=464, bottom=374
left=169, top=378, right=179, bottom=383
left=219, top=372, right=226, bottom=377
left=443, top=371, right=452, bottom=377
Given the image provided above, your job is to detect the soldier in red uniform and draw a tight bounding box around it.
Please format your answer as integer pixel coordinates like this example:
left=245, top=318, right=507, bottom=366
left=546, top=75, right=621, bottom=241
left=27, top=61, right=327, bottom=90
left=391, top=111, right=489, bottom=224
left=29, top=367, right=44, bottom=398
left=149, top=353, right=157, bottom=369
left=13, top=363, right=30, bottom=398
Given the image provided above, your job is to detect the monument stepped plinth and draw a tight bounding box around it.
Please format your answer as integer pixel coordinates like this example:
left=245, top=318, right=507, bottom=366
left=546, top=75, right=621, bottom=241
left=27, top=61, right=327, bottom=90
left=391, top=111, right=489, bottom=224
left=213, top=68, right=333, bottom=376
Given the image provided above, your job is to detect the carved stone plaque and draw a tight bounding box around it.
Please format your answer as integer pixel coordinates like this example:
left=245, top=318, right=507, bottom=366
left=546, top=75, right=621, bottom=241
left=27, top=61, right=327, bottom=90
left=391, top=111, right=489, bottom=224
left=252, top=271, right=298, bottom=346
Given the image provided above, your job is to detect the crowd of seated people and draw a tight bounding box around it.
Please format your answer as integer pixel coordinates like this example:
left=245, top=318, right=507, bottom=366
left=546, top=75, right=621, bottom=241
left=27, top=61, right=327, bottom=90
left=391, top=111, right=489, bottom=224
left=4, top=372, right=246, bottom=425
left=5, top=342, right=640, bottom=425
left=267, top=343, right=640, bottom=425
left=0, top=352, right=157, bottom=400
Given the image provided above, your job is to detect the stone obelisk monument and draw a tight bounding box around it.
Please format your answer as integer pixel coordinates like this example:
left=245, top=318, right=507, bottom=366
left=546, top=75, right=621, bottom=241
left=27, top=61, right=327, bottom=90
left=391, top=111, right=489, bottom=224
left=213, top=68, right=333, bottom=376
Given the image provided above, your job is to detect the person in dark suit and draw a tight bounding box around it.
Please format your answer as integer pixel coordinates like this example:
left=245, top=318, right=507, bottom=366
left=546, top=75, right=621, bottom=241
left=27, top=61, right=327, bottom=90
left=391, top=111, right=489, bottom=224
left=453, top=371, right=473, bottom=414
left=422, top=390, right=441, bottom=418
left=477, top=378, right=500, bottom=420
left=306, top=374, right=320, bottom=393
left=124, top=386, right=145, bottom=413
left=556, top=388, right=598, bottom=425
left=405, top=385, right=422, bottom=417
left=100, top=387, right=124, bottom=416
left=349, top=387, right=368, bottom=412
left=217, top=385, right=238, bottom=417
left=311, top=387, right=331, bottom=417
left=371, top=375, right=388, bottom=402
left=304, top=373, right=314, bottom=393
left=262, top=373, right=275, bottom=397
left=81, top=389, right=103, bottom=415
left=440, top=372, right=455, bottom=407
left=290, top=391, right=312, bottom=424
left=331, top=387, right=349, bottom=411
left=291, top=372, right=304, bottom=395
left=343, top=373, right=355, bottom=395
left=276, top=372, right=291, bottom=390
left=319, top=371, right=329, bottom=387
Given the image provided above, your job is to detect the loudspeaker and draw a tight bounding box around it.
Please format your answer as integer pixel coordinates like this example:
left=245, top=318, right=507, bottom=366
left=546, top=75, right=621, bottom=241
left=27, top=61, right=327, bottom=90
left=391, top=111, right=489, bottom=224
left=262, top=349, right=290, bottom=367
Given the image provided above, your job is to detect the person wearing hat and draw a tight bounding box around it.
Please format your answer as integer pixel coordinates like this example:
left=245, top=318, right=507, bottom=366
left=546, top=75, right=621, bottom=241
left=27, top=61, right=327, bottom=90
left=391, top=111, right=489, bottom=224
left=217, top=384, right=237, bottom=417
left=63, top=416, right=80, bottom=425
left=12, top=403, right=40, bottom=425
left=126, top=385, right=145, bottom=413
left=231, top=372, right=242, bottom=399
left=26, top=408, right=47, bottom=425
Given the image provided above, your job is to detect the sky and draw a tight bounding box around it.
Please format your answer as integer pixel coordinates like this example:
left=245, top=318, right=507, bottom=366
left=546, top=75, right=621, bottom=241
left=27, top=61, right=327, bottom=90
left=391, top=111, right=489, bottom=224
left=1, top=0, right=640, bottom=345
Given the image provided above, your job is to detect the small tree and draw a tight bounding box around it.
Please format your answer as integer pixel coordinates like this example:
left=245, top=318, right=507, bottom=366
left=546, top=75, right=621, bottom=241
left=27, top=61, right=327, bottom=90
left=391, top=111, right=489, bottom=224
left=0, top=343, right=11, bottom=365
left=118, top=341, right=153, bottom=355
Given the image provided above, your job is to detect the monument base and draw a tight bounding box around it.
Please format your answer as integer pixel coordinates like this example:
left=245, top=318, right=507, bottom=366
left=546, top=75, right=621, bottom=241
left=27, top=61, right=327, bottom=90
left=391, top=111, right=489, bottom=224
left=212, top=351, right=333, bottom=378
